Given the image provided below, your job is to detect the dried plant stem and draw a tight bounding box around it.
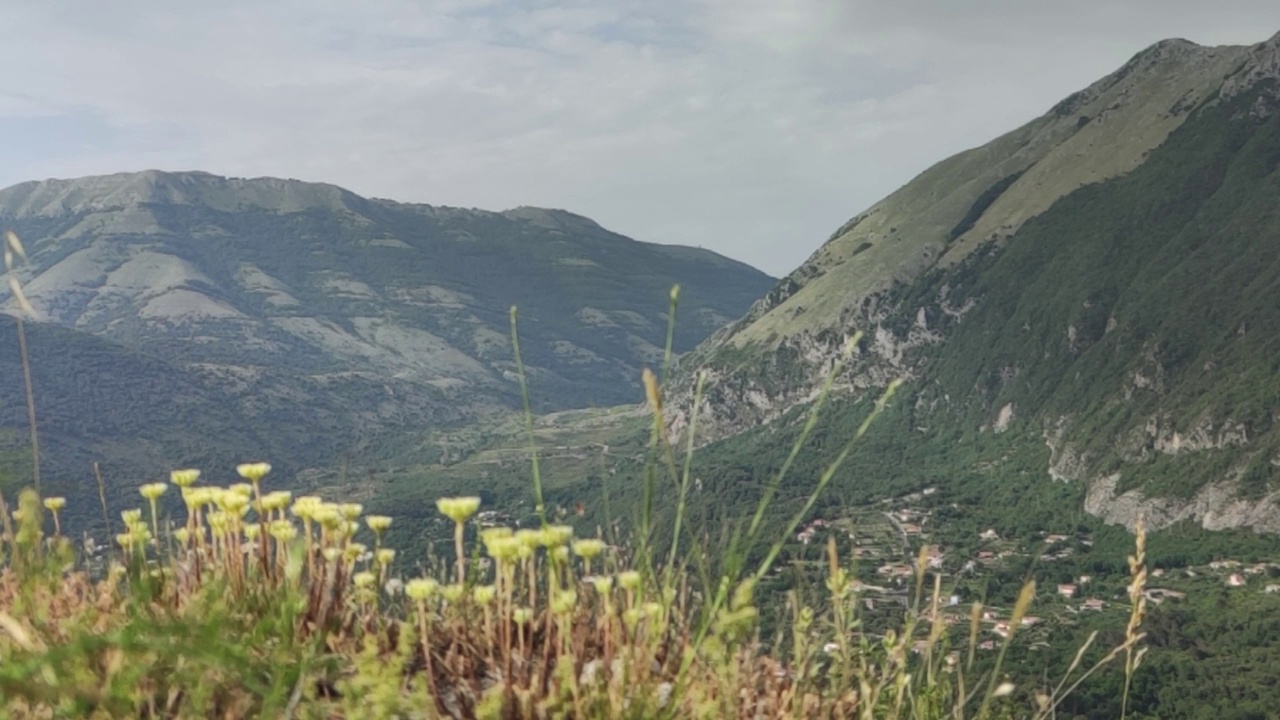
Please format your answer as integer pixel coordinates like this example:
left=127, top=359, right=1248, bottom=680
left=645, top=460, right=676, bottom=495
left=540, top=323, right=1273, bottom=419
left=14, top=314, right=39, bottom=493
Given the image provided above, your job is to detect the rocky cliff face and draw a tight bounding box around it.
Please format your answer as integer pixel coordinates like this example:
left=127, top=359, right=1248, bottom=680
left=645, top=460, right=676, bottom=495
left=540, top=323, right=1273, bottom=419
left=672, top=30, right=1280, bottom=533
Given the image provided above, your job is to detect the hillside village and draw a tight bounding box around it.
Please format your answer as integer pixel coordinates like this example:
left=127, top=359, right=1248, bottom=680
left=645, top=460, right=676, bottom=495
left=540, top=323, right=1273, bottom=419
left=786, top=491, right=1280, bottom=655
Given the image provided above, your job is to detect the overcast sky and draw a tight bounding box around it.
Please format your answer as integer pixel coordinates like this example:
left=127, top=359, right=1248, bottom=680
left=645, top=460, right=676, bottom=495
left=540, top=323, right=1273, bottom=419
left=0, top=2, right=1277, bottom=276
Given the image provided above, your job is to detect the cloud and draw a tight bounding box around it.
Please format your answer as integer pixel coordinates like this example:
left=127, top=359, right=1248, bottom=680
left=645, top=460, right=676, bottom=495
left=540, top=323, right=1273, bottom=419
left=0, top=0, right=1277, bottom=275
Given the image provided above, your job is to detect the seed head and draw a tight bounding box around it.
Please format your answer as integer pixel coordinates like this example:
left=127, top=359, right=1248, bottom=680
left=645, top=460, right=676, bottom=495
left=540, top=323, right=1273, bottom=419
left=436, top=496, right=482, bottom=524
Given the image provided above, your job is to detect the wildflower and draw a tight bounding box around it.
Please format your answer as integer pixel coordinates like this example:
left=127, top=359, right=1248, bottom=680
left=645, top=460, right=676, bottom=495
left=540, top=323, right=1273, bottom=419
left=366, top=515, right=392, bottom=532
left=116, top=533, right=134, bottom=549
left=121, top=509, right=143, bottom=526
left=183, top=487, right=213, bottom=508
left=551, top=546, right=570, bottom=564
left=481, top=527, right=513, bottom=549
left=486, top=536, right=521, bottom=563
left=338, top=503, right=363, bottom=521
left=270, top=520, right=297, bottom=542
left=406, top=578, right=439, bottom=602
left=42, top=497, right=66, bottom=512
left=173, top=528, right=192, bottom=545
left=170, top=468, right=201, bottom=487
left=618, top=570, right=642, bottom=591
left=473, top=585, right=497, bottom=605
left=572, top=539, right=607, bottom=560
left=243, top=523, right=261, bottom=540
left=353, top=571, right=376, bottom=589
left=643, top=602, right=664, bottom=623
left=623, top=608, right=642, bottom=629
left=344, top=543, right=368, bottom=563
left=262, top=490, right=292, bottom=512
left=540, top=525, right=575, bottom=547
left=207, top=512, right=230, bottom=534
left=384, top=578, right=404, bottom=596
left=376, top=548, right=396, bottom=566
left=552, top=590, right=578, bottom=615
left=590, top=575, right=613, bottom=595
left=222, top=493, right=250, bottom=515
left=229, top=483, right=254, bottom=499
left=322, top=547, right=341, bottom=562
left=512, top=607, right=533, bottom=625
left=436, top=496, right=482, bottom=524
left=515, top=528, right=542, bottom=551
left=314, top=504, right=342, bottom=530
left=291, top=496, right=322, bottom=520
left=236, top=462, right=272, bottom=484
left=441, top=584, right=465, bottom=603
left=139, top=482, right=167, bottom=500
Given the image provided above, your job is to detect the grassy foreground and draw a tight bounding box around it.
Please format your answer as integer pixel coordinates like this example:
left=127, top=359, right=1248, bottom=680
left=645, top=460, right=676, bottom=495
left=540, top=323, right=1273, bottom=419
left=0, top=406, right=1148, bottom=720
left=0, top=259, right=1145, bottom=717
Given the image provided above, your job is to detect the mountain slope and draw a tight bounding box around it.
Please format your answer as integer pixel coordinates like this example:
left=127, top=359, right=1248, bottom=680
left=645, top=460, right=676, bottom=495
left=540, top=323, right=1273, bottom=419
left=0, top=171, right=772, bottom=491
left=673, top=30, right=1280, bottom=534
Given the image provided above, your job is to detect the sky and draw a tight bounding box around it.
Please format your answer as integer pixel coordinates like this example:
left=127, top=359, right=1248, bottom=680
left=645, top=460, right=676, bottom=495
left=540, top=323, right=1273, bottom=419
left=0, top=2, right=1277, bottom=276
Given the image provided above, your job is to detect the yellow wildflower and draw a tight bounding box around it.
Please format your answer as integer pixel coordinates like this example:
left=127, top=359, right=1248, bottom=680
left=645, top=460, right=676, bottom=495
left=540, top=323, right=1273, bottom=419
left=436, top=496, right=482, bottom=524
left=170, top=469, right=201, bottom=487
left=236, top=462, right=271, bottom=483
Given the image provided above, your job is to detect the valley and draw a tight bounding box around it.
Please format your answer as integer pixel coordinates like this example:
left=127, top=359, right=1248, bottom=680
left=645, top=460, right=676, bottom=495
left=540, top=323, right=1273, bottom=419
left=3, top=24, right=1280, bottom=720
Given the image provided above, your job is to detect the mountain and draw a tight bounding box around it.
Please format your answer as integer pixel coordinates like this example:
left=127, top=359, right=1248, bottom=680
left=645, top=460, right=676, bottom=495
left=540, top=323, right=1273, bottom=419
left=0, top=171, right=773, bottom=495
left=671, top=31, right=1280, bottom=535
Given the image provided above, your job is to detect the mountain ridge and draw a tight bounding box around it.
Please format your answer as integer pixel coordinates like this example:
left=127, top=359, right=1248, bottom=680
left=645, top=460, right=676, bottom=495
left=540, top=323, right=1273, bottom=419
left=668, top=29, right=1280, bottom=535
left=0, top=170, right=773, bottom=497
